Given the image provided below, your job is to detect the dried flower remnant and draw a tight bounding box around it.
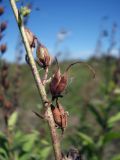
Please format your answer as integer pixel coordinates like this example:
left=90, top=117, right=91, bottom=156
left=0, top=6, right=4, bottom=16
left=50, top=61, right=95, bottom=101
left=0, top=44, right=7, bottom=54
left=36, top=43, right=52, bottom=69
left=51, top=101, right=68, bottom=134
left=0, top=22, right=7, bottom=32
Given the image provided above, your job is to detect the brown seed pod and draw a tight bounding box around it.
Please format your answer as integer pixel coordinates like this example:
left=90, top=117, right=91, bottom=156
left=36, top=43, right=52, bottom=69
left=25, top=28, right=36, bottom=48
left=0, top=22, right=7, bottom=32
left=0, top=7, right=4, bottom=16
left=0, top=44, right=7, bottom=54
left=50, top=60, right=95, bottom=100
left=51, top=101, right=68, bottom=134
left=50, top=68, right=67, bottom=100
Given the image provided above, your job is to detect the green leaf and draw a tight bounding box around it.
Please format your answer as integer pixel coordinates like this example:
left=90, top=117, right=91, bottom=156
left=8, top=111, right=18, bottom=131
left=22, top=131, right=39, bottom=152
left=103, top=132, right=120, bottom=144
left=77, top=132, right=94, bottom=146
left=40, top=146, right=51, bottom=159
left=0, top=148, right=8, bottom=160
left=88, top=104, right=106, bottom=129
left=108, top=112, right=120, bottom=127
left=19, top=154, right=30, bottom=160
left=41, top=139, right=49, bottom=145
left=112, top=154, right=120, bottom=160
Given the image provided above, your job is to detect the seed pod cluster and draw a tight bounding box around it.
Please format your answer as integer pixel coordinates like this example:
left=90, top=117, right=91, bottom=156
left=0, top=2, right=15, bottom=127
left=24, top=28, right=52, bottom=72
left=49, top=61, right=95, bottom=133
left=0, top=6, right=7, bottom=57
left=36, top=43, right=52, bottom=69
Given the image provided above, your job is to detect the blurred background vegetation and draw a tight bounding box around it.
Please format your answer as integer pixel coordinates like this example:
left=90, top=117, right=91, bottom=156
left=0, top=0, right=120, bottom=160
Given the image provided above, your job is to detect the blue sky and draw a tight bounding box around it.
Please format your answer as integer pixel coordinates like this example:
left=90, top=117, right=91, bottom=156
left=1, top=0, right=120, bottom=62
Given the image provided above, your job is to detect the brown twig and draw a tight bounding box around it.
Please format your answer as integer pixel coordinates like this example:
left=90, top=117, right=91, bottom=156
left=9, top=0, right=62, bottom=159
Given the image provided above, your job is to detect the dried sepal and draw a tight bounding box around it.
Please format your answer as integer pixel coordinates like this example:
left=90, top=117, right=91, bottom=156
left=36, top=43, right=52, bottom=69
left=65, top=61, right=96, bottom=79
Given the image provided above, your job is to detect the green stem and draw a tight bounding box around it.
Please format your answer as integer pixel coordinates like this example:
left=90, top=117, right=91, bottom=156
left=9, top=0, right=62, bottom=159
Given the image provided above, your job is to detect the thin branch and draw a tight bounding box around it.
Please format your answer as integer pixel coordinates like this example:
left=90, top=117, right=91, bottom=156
left=9, top=0, right=62, bottom=159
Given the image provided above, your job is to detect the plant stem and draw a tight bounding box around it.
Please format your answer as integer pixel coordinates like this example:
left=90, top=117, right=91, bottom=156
left=9, top=0, right=62, bottom=159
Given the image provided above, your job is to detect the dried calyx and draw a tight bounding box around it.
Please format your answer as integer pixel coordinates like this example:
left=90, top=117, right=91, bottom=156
left=36, top=42, right=52, bottom=69
left=51, top=100, right=68, bottom=134
left=50, top=60, right=95, bottom=101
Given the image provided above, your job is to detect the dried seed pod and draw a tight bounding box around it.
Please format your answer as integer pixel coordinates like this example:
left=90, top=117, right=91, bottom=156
left=50, top=68, right=67, bottom=100
left=36, top=43, right=52, bottom=69
left=0, top=7, right=4, bottom=16
left=0, top=44, right=7, bottom=54
left=25, top=28, right=36, bottom=48
left=0, top=22, right=7, bottom=32
left=51, top=101, right=68, bottom=134
left=50, top=60, right=95, bottom=100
